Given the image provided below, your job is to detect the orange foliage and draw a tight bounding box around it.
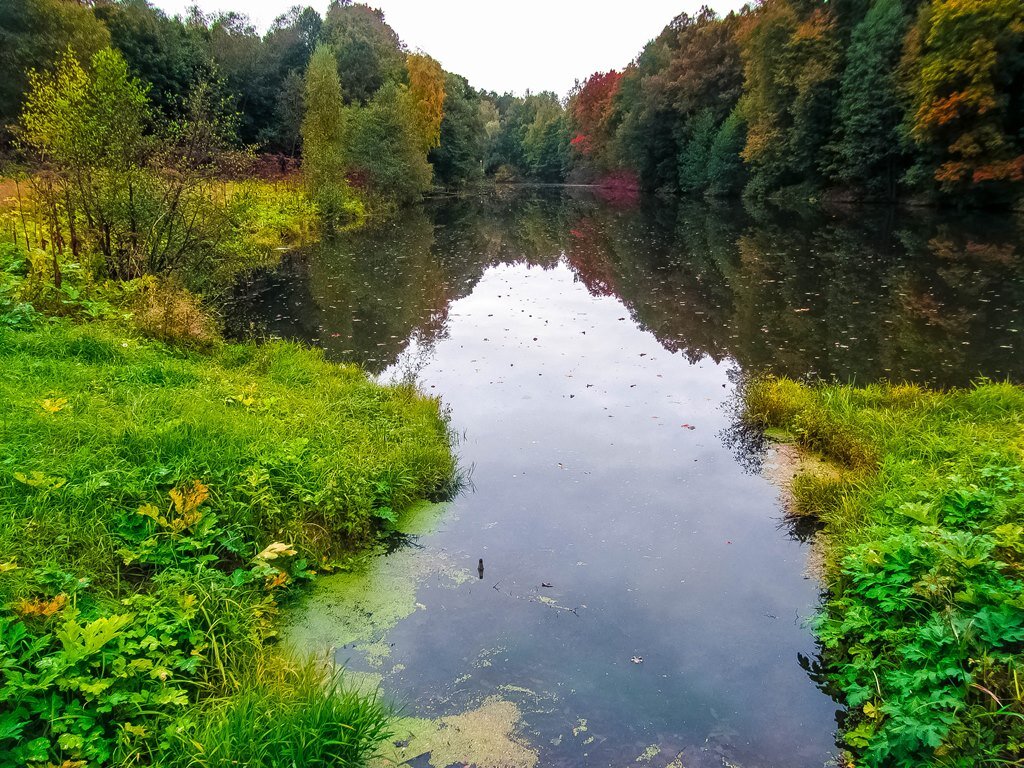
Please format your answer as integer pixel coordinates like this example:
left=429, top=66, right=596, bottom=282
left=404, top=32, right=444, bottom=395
left=14, top=593, right=68, bottom=619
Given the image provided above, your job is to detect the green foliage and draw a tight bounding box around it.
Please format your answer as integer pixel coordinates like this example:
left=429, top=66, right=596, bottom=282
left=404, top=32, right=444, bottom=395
left=828, top=0, right=910, bottom=197
left=0, top=0, right=110, bottom=143
left=346, top=82, right=433, bottom=205
left=322, top=1, right=405, bottom=106
left=92, top=0, right=212, bottom=123
left=677, top=108, right=718, bottom=195
left=523, top=101, right=569, bottom=183
left=301, top=43, right=355, bottom=224
left=0, top=308, right=454, bottom=765
left=160, top=662, right=393, bottom=768
left=706, top=107, right=747, bottom=197
left=16, top=47, right=316, bottom=287
left=429, top=73, right=485, bottom=188
left=746, top=378, right=1024, bottom=766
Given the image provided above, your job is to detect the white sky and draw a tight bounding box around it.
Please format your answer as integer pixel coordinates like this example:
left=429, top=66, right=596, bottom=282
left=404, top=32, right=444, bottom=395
left=151, top=0, right=749, bottom=97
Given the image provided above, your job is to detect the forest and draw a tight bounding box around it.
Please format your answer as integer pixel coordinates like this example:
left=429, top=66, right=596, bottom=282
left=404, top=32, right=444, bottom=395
left=2, top=0, right=1023, bottom=218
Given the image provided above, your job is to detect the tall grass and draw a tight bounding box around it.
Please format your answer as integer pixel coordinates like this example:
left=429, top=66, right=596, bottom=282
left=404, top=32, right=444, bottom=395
left=161, top=661, right=393, bottom=768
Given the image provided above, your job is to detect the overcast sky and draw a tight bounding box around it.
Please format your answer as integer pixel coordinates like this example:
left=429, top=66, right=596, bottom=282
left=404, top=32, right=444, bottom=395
left=151, top=0, right=749, bottom=97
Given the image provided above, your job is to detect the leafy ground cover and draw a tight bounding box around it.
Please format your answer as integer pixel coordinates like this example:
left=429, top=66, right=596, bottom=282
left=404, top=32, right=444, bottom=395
left=745, top=378, right=1024, bottom=767
left=0, top=243, right=454, bottom=766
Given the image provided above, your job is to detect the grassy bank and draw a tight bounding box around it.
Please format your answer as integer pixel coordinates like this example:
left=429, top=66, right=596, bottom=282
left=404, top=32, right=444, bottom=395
left=0, top=245, right=454, bottom=766
left=745, top=378, right=1024, bottom=767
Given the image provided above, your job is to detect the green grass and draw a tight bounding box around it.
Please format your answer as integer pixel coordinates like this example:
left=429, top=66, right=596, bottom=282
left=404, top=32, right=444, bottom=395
left=746, top=377, right=1024, bottom=767
left=159, top=661, right=393, bottom=768
left=0, top=242, right=454, bottom=766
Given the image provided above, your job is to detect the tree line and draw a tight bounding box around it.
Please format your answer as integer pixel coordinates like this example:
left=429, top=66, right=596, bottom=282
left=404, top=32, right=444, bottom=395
left=0, top=0, right=576, bottom=201
left=2, top=0, right=1021, bottom=207
left=565, top=0, right=1024, bottom=206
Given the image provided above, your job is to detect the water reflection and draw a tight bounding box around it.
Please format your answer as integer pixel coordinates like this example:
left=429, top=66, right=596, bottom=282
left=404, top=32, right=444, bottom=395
left=229, top=189, right=1024, bottom=386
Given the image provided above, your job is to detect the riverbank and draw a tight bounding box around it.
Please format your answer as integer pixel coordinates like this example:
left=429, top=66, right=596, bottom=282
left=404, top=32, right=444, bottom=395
left=0, top=244, right=455, bottom=766
left=745, top=377, right=1024, bottom=767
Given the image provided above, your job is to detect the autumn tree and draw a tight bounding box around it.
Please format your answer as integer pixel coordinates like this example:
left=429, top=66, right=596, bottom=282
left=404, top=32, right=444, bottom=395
left=406, top=52, right=445, bottom=153
left=905, top=0, right=1024, bottom=197
left=568, top=70, right=622, bottom=175
left=738, top=0, right=842, bottom=194
left=612, top=8, right=743, bottom=194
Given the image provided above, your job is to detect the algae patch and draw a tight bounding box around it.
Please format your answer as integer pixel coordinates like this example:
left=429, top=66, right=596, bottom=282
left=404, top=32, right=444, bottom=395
left=378, top=697, right=539, bottom=768
left=282, top=503, right=468, bottom=666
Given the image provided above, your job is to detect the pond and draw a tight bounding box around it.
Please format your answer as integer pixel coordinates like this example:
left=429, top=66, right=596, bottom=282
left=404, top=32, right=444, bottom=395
left=227, top=189, right=1024, bottom=768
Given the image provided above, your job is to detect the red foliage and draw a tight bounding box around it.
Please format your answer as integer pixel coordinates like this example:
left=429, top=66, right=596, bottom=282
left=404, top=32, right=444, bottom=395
left=570, top=71, right=622, bottom=159
left=972, top=155, right=1024, bottom=184
left=570, top=133, right=593, bottom=155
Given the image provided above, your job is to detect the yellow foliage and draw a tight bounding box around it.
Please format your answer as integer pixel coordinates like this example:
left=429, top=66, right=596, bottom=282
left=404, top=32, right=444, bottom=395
left=40, top=397, right=69, bottom=413
left=170, top=480, right=209, bottom=516
left=256, top=542, right=298, bottom=561
left=406, top=52, right=446, bottom=153
left=138, top=481, right=209, bottom=533
left=264, top=570, right=289, bottom=589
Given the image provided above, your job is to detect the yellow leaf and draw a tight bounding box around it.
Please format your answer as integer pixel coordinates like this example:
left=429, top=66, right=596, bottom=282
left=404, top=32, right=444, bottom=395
left=256, top=541, right=297, bottom=561
left=14, top=471, right=66, bottom=490
left=265, top=570, right=289, bottom=589
left=137, top=503, right=161, bottom=521
left=14, top=593, right=67, bottom=619
left=0, top=561, right=19, bottom=573
left=40, top=397, right=68, bottom=413
left=169, top=481, right=209, bottom=516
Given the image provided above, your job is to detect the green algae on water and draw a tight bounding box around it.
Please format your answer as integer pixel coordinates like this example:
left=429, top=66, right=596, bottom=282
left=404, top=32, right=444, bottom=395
left=282, top=504, right=469, bottom=666
left=377, top=697, right=539, bottom=768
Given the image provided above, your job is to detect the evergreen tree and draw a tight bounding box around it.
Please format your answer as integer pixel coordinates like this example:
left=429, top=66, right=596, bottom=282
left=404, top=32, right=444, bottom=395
left=706, top=108, right=748, bottom=197
left=828, top=0, right=909, bottom=197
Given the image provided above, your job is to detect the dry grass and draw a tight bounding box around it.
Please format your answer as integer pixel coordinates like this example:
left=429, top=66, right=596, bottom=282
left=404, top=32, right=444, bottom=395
left=130, top=277, right=221, bottom=350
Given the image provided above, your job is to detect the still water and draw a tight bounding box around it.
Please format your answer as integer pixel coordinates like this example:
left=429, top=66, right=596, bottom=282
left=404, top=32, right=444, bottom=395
left=228, top=190, right=1024, bottom=767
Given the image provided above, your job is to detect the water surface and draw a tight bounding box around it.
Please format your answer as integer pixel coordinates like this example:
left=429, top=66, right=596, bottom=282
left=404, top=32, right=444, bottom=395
left=229, top=191, right=1024, bottom=767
